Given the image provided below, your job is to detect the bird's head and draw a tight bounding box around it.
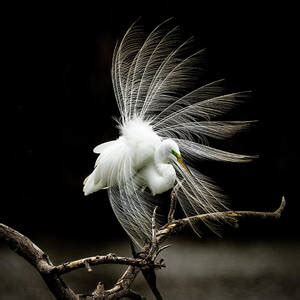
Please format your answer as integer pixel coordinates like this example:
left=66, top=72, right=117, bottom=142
left=159, top=139, right=190, bottom=173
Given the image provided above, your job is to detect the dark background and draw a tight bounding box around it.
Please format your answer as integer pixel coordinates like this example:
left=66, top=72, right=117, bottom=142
left=2, top=1, right=299, bottom=299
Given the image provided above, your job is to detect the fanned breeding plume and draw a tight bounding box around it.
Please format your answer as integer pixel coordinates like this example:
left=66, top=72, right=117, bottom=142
left=83, top=18, right=256, bottom=247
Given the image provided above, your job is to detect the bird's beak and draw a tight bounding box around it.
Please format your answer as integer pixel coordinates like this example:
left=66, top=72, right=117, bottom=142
left=177, top=156, right=191, bottom=175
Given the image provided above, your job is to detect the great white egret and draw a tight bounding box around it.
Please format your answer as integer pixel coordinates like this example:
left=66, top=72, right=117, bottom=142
left=83, top=18, right=254, bottom=247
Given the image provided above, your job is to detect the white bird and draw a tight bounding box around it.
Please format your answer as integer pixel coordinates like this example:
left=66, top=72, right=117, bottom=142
left=83, top=18, right=255, bottom=247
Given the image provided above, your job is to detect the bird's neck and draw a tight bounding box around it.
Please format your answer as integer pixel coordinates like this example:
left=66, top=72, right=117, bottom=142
left=154, top=146, right=170, bottom=175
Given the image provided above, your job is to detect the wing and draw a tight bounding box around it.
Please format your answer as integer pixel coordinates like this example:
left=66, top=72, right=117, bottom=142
left=83, top=138, right=133, bottom=195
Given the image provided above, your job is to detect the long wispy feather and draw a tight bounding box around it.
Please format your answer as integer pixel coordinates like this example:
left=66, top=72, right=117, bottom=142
left=109, top=174, right=164, bottom=247
left=175, top=139, right=256, bottom=163
left=156, top=121, right=256, bottom=142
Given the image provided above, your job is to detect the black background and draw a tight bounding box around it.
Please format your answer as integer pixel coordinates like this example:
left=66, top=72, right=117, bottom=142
left=5, top=1, right=298, bottom=244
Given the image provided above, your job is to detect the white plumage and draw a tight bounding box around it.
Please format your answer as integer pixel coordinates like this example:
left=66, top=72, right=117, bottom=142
left=83, top=18, right=255, bottom=247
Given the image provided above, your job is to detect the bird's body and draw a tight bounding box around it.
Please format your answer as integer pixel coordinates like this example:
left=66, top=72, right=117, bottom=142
left=84, top=118, right=177, bottom=196
left=83, top=18, right=255, bottom=247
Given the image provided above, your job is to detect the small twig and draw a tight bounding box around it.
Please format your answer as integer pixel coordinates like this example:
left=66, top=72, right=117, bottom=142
left=92, top=282, right=105, bottom=298
left=152, top=207, right=158, bottom=239
left=151, top=206, right=158, bottom=254
left=154, top=244, right=172, bottom=260
left=168, top=184, right=179, bottom=223
left=84, top=260, right=93, bottom=272
left=101, top=266, right=140, bottom=298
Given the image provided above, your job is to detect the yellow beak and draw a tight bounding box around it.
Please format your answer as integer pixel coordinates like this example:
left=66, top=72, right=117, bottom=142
left=177, top=156, right=191, bottom=174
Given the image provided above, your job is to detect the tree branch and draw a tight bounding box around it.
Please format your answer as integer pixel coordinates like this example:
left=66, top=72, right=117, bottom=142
left=0, top=196, right=285, bottom=299
left=157, top=196, right=286, bottom=243
left=53, top=254, right=163, bottom=276
left=0, top=224, right=77, bottom=300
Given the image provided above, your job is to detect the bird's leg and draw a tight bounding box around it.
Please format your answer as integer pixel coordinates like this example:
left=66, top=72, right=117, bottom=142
left=168, top=184, right=179, bottom=223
